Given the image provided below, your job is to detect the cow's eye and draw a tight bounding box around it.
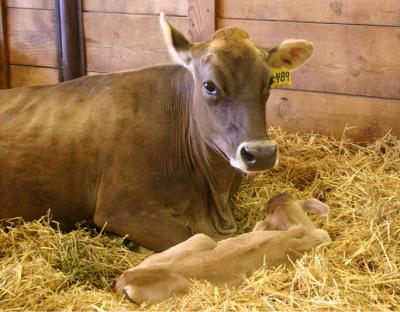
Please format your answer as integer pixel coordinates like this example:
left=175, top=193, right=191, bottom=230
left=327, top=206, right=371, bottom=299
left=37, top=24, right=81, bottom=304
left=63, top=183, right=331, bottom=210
left=202, top=81, right=219, bottom=96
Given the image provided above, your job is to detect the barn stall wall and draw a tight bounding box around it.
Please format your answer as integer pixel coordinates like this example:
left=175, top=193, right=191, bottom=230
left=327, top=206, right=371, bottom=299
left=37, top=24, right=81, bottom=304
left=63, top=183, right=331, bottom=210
left=3, top=0, right=58, bottom=87
left=0, top=0, right=399, bottom=141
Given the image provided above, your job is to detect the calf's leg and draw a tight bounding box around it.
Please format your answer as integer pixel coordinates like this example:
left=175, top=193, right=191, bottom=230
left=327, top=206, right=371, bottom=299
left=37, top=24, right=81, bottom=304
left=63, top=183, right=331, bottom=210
left=258, top=226, right=331, bottom=267
left=116, top=267, right=190, bottom=304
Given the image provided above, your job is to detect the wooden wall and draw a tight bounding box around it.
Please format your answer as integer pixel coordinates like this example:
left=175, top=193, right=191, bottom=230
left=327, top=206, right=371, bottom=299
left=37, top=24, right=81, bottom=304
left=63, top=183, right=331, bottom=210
left=217, top=0, right=400, bottom=140
left=1, top=0, right=214, bottom=77
left=0, top=0, right=399, bottom=140
left=82, top=1, right=189, bottom=74
left=83, top=0, right=215, bottom=73
left=5, top=0, right=58, bottom=87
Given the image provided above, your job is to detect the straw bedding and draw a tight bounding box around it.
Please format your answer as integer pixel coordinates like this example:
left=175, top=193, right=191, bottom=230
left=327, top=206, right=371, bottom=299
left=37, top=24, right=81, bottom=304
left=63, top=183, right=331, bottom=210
left=1, top=128, right=399, bottom=311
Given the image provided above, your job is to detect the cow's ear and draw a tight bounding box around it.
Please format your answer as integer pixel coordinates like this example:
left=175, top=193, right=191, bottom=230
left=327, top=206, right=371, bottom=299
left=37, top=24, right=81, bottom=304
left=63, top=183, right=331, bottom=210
left=266, top=39, right=314, bottom=70
left=160, top=12, right=192, bottom=66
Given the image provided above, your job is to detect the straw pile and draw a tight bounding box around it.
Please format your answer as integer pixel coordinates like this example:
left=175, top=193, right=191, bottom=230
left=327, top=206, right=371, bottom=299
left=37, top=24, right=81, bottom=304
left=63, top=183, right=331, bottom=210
left=1, top=128, right=399, bottom=311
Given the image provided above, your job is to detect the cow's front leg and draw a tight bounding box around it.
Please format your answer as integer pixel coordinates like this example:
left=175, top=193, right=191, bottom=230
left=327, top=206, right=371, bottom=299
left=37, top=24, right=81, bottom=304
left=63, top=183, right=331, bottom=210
left=93, top=202, right=194, bottom=252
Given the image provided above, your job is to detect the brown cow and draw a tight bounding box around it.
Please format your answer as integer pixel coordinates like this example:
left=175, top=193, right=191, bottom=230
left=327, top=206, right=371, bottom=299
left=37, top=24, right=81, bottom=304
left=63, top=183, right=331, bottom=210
left=116, top=194, right=331, bottom=304
left=0, top=13, right=313, bottom=251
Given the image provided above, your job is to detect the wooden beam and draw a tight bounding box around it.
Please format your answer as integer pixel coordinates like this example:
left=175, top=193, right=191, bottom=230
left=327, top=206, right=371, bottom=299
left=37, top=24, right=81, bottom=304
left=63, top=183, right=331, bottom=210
left=55, top=0, right=85, bottom=81
left=0, top=0, right=9, bottom=89
left=188, top=0, right=215, bottom=41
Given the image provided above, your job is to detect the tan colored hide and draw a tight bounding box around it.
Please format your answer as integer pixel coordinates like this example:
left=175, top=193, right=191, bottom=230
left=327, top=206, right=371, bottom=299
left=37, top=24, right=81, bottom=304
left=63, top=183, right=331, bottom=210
left=116, top=194, right=331, bottom=304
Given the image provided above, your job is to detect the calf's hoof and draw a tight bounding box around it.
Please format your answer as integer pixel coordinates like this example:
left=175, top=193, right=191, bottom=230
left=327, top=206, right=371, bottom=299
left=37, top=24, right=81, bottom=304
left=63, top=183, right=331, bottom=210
left=311, top=228, right=331, bottom=244
left=116, top=267, right=190, bottom=304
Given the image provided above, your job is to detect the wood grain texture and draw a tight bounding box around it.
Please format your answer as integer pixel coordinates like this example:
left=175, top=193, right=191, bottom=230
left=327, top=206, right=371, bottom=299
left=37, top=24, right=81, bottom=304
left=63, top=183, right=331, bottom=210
left=217, top=0, right=400, bottom=26
left=0, top=0, right=9, bottom=88
left=84, top=13, right=189, bottom=72
left=82, top=0, right=187, bottom=16
left=188, top=0, right=215, bottom=41
left=7, top=8, right=57, bottom=67
left=6, top=0, right=54, bottom=9
left=267, top=89, right=400, bottom=141
left=9, top=64, right=58, bottom=88
left=218, top=18, right=400, bottom=99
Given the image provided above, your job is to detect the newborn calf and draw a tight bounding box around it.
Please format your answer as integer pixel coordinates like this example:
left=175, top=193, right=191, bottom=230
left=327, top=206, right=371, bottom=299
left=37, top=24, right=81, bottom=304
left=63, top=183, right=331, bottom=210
left=116, top=194, right=331, bottom=304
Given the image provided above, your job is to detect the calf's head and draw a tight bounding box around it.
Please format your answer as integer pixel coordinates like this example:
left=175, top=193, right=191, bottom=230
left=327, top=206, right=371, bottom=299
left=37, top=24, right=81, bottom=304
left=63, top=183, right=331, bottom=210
left=266, top=193, right=330, bottom=231
left=161, top=13, right=313, bottom=172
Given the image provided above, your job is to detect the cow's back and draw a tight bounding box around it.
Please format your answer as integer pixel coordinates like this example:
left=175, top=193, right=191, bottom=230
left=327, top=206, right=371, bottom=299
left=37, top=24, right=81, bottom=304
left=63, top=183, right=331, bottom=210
left=0, top=65, right=184, bottom=227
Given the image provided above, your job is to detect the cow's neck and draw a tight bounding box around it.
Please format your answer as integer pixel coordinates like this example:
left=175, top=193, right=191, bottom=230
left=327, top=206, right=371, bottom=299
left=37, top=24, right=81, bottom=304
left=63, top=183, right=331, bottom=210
left=169, top=65, right=241, bottom=236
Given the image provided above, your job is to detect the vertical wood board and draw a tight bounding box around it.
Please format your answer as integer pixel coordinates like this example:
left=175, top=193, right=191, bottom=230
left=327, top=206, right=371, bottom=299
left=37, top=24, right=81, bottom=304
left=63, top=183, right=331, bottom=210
left=188, top=0, right=215, bottom=41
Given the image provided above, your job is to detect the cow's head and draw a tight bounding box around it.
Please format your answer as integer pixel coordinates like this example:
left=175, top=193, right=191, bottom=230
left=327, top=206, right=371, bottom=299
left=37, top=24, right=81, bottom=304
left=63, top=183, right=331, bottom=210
left=160, top=13, right=313, bottom=173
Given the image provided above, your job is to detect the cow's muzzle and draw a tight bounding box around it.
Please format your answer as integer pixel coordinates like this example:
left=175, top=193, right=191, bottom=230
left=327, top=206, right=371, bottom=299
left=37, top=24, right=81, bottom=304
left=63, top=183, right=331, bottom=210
left=230, top=140, right=279, bottom=173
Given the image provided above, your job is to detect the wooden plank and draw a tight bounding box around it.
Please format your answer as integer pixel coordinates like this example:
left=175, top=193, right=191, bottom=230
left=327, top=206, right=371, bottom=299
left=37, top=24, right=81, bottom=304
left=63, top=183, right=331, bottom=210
left=218, top=19, right=400, bottom=100
left=188, top=0, right=215, bottom=41
left=82, top=0, right=187, bottom=16
left=84, top=13, right=189, bottom=72
left=267, top=89, right=400, bottom=141
left=9, top=64, right=58, bottom=88
left=7, top=8, right=57, bottom=67
left=217, top=0, right=400, bottom=27
left=0, top=0, right=9, bottom=88
left=6, top=0, right=54, bottom=9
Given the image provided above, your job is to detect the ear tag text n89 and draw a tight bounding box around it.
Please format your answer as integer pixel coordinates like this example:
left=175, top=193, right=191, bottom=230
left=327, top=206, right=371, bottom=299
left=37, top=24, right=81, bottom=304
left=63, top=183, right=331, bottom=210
left=271, top=67, right=292, bottom=88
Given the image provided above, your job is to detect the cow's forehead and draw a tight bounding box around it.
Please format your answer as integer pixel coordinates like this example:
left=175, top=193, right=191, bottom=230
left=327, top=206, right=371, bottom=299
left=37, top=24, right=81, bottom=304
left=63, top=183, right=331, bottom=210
left=198, top=28, right=268, bottom=88
left=205, top=27, right=267, bottom=75
left=212, top=26, right=250, bottom=41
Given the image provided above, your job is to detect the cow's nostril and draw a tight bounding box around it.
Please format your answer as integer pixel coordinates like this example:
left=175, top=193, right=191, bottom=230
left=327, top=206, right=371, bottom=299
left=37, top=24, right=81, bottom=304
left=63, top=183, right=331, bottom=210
left=240, top=146, right=256, bottom=165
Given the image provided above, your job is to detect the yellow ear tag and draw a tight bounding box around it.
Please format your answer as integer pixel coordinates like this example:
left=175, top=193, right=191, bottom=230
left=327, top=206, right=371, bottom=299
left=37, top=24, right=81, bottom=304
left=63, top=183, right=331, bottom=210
left=270, top=67, right=292, bottom=88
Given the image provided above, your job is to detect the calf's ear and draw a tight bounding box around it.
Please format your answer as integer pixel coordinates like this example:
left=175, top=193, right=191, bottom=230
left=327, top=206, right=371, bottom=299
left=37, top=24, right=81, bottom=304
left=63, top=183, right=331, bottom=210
left=266, top=39, right=314, bottom=70
left=300, top=198, right=330, bottom=216
left=160, top=12, right=192, bottom=67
